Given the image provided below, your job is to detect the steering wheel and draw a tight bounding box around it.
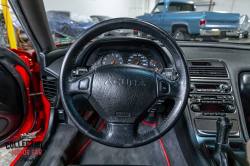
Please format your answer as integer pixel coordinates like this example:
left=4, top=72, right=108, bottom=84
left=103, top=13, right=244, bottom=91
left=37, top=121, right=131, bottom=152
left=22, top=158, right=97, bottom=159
left=59, top=18, right=189, bottom=148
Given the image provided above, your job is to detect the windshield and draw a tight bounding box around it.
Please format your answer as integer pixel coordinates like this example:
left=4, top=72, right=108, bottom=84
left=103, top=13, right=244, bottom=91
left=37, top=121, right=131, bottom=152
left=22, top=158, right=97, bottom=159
left=34, top=0, right=250, bottom=45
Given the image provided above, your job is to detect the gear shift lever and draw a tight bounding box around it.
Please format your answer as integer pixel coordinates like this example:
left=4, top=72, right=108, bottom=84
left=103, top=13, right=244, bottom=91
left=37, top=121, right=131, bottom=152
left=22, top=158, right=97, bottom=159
left=212, top=117, right=233, bottom=166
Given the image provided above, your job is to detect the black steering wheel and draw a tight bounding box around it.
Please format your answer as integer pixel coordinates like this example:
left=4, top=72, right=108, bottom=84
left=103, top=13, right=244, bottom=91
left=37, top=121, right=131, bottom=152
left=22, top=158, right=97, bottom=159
left=59, top=18, right=189, bottom=148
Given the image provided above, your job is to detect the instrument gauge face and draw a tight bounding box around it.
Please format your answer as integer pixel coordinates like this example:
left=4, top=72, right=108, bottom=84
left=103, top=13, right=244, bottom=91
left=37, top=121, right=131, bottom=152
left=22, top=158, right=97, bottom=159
left=150, top=60, right=162, bottom=73
left=102, top=52, right=123, bottom=65
left=127, top=53, right=148, bottom=67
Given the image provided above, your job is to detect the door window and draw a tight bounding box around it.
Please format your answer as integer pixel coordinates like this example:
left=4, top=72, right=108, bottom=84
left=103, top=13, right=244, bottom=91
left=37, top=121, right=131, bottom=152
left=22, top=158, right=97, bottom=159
left=152, top=3, right=164, bottom=14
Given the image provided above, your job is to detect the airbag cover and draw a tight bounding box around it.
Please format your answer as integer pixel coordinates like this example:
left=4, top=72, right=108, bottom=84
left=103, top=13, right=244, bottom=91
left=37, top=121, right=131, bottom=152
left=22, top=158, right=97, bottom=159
left=89, top=65, right=157, bottom=123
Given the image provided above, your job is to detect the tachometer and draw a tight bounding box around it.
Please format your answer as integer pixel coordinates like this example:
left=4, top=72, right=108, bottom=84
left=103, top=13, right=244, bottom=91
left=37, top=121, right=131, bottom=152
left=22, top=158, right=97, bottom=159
left=127, top=53, right=148, bottom=67
left=102, top=52, right=123, bottom=65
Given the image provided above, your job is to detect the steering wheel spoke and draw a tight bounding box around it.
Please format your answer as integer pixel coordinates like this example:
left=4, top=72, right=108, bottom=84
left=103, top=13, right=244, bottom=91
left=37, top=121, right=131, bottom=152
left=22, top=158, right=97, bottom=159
left=157, top=73, right=180, bottom=100
left=104, top=122, right=139, bottom=146
left=67, top=72, right=93, bottom=99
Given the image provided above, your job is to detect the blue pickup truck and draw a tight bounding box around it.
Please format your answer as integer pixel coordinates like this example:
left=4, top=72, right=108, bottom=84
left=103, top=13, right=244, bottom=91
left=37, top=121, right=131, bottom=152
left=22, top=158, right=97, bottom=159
left=136, top=0, right=240, bottom=40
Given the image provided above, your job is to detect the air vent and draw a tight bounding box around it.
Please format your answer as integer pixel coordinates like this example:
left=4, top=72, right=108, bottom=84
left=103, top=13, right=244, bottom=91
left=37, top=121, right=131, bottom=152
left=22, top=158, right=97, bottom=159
left=189, top=67, right=228, bottom=78
left=229, top=142, right=241, bottom=150
left=42, top=76, right=58, bottom=103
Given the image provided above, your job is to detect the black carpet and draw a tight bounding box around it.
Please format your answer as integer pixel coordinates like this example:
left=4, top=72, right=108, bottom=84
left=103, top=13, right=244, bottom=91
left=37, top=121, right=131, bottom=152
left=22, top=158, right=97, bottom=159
left=72, top=123, right=187, bottom=166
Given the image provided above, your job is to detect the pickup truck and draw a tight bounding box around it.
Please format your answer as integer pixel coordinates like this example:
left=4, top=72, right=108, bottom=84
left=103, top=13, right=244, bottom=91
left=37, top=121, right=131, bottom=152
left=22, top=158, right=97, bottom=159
left=136, top=0, right=240, bottom=40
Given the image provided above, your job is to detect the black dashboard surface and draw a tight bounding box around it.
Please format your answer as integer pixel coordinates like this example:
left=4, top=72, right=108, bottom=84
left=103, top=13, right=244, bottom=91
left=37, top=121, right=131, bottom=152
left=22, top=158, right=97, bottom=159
left=46, top=41, right=250, bottom=79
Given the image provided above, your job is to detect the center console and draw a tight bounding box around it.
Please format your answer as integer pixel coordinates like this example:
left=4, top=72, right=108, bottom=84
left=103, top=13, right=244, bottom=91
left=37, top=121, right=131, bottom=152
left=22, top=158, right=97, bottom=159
left=185, top=59, right=249, bottom=165
left=186, top=60, right=245, bottom=144
left=186, top=60, right=248, bottom=165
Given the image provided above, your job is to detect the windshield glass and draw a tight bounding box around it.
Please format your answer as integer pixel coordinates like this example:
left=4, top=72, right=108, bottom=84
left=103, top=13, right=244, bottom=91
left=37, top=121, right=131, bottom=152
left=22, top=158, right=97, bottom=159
left=40, top=0, right=249, bottom=45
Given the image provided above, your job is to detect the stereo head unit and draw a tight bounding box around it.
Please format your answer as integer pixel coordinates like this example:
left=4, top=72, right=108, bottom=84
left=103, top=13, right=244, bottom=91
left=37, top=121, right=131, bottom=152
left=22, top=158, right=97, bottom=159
left=190, top=82, right=231, bottom=93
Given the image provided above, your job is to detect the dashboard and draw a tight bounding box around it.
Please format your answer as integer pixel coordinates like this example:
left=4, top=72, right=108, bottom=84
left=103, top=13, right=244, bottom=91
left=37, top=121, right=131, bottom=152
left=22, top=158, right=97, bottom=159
left=42, top=39, right=250, bottom=166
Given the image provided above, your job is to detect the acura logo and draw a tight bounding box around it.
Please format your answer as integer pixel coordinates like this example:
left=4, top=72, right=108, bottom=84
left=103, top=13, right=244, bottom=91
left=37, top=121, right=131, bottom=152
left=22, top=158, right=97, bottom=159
left=104, top=79, right=146, bottom=86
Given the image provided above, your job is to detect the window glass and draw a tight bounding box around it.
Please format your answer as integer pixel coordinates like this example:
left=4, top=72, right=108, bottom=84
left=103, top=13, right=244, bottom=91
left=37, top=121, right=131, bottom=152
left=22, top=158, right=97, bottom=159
left=168, top=2, right=194, bottom=12
left=152, top=3, right=164, bottom=14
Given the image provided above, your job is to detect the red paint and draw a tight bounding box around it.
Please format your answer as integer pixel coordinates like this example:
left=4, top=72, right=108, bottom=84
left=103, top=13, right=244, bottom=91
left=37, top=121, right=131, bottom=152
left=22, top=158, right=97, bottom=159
left=7, top=49, right=50, bottom=166
left=142, top=121, right=171, bottom=166
left=70, top=121, right=106, bottom=164
left=10, top=84, right=50, bottom=166
left=7, top=49, right=41, bottom=142
left=8, top=66, right=34, bottom=142
left=9, top=48, right=36, bottom=62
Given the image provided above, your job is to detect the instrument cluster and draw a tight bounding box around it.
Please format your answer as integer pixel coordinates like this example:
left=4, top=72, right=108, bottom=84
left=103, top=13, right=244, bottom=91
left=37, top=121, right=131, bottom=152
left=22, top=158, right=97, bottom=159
left=90, top=51, right=164, bottom=73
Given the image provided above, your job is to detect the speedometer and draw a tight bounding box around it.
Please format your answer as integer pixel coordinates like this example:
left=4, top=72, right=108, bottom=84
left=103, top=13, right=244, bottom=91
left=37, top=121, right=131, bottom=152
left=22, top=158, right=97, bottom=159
left=127, top=53, right=148, bottom=67
left=102, top=52, right=123, bottom=65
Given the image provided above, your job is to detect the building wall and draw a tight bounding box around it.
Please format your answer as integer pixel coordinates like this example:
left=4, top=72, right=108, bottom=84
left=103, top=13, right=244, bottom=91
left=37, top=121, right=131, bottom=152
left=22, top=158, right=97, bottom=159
left=43, top=0, right=250, bottom=19
left=43, top=0, right=157, bottom=18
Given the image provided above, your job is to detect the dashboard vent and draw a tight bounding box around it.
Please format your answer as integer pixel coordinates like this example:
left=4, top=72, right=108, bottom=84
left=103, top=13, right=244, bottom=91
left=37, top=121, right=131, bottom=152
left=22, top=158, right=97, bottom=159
left=189, top=67, right=228, bottom=78
left=42, top=76, right=58, bottom=103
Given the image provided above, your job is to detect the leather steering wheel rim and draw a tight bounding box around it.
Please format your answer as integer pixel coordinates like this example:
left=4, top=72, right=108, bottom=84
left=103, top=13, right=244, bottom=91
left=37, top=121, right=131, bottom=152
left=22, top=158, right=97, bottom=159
left=59, top=18, right=189, bottom=148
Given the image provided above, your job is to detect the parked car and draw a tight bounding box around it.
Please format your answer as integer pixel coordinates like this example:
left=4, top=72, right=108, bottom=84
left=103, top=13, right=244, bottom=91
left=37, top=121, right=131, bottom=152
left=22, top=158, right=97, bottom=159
left=238, top=15, right=250, bottom=38
left=47, top=11, right=96, bottom=37
left=90, top=15, right=134, bottom=36
left=90, top=15, right=112, bottom=23
left=136, top=0, right=240, bottom=40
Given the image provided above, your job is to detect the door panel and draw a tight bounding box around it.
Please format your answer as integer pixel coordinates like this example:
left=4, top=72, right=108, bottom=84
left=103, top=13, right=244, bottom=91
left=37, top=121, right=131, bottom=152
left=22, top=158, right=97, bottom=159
left=0, top=65, right=23, bottom=138
left=150, top=13, right=163, bottom=27
left=0, top=47, right=34, bottom=145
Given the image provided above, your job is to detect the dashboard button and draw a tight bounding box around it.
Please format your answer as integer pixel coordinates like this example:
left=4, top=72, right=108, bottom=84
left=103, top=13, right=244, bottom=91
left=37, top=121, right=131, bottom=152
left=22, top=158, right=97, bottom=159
left=197, top=89, right=202, bottom=92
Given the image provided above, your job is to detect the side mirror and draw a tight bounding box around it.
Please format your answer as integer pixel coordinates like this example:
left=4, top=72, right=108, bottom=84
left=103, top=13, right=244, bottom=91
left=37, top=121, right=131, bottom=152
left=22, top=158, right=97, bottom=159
left=151, top=12, right=155, bottom=17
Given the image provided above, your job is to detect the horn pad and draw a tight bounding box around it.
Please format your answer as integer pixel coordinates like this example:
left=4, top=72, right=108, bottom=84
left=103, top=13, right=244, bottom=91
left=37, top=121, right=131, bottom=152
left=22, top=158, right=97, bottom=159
left=89, top=65, right=157, bottom=123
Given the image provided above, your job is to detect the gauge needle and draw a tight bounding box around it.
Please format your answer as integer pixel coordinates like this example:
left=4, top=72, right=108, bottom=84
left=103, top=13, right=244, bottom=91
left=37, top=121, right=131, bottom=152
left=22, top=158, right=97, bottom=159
left=158, top=69, right=161, bottom=73
left=151, top=62, right=157, bottom=66
left=136, top=61, right=140, bottom=65
left=111, top=61, right=115, bottom=64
